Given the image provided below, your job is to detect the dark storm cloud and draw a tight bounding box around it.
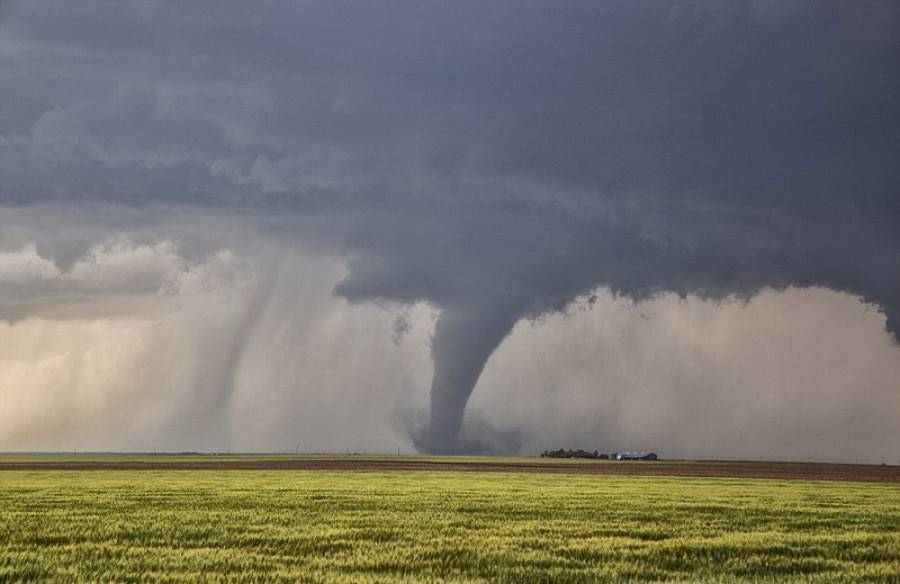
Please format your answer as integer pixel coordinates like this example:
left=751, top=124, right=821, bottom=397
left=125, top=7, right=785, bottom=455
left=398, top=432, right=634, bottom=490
left=0, top=1, right=898, bottom=452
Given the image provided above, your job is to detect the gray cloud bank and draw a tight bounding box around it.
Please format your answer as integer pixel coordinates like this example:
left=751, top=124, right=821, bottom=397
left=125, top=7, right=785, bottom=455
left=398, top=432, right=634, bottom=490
left=0, top=1, right=898, bottom=456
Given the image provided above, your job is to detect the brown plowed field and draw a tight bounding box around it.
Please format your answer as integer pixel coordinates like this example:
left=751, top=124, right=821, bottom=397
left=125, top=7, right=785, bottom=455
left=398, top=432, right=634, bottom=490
left=2, top=456, right=898, bottom=482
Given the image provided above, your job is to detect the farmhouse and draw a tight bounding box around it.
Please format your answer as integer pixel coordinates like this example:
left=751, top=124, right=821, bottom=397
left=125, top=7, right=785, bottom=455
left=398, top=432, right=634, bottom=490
left=541, top=449, right=660, bottom=461
left=613, top=451, right=658, bottom=461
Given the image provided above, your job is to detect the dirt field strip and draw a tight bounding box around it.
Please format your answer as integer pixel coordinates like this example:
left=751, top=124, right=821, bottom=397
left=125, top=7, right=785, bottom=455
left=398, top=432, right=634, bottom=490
left=1, top=456, right=898, bottom=482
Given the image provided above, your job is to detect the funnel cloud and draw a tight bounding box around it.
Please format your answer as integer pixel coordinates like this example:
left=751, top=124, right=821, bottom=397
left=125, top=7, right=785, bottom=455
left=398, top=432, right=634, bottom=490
left=0, top=1, right=898, bottom=457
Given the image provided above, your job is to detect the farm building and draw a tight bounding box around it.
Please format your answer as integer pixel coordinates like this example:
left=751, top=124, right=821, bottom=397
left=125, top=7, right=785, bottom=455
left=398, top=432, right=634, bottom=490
left=614, top=451, right=658, bottom=461
left=540, top=449, right=660, bottom=461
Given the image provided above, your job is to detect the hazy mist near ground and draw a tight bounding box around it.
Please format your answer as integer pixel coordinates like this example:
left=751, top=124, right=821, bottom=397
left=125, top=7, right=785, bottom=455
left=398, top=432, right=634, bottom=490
left=1, top=243, right=897, bottom=463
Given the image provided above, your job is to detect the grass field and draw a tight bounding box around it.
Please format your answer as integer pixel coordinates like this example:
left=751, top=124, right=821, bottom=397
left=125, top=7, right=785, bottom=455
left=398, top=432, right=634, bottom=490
left=2, top=464, right=899, bottom=583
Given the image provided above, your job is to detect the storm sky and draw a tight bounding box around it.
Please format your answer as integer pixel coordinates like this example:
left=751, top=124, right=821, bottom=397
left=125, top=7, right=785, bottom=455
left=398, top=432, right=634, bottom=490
left=1, top=1, right=898, bottom=460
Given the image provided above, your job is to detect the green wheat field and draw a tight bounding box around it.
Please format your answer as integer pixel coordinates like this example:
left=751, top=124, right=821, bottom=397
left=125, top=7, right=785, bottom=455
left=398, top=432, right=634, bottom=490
left=1, top=467, right=899, bottom=582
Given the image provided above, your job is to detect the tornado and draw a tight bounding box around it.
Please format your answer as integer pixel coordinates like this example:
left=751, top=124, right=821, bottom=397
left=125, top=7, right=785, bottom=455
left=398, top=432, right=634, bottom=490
left=426, top=302, right=524, bottom=453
